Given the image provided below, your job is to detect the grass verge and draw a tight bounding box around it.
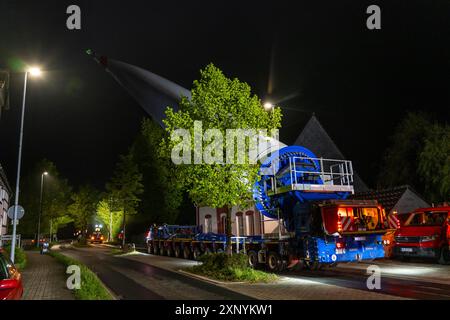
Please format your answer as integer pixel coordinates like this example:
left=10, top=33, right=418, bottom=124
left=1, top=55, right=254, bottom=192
left=48, top=251, right=114, bottom=300
left=187, top=253, right=277, bottom=283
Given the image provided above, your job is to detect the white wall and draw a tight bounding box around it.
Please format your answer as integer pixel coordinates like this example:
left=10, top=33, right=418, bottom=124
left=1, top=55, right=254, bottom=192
left=198, top=205, right=281, bottom=237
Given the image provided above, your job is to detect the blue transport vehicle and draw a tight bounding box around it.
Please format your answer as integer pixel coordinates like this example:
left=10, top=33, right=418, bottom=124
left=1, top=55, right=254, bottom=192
left=146, top=145, right=391, bottom=271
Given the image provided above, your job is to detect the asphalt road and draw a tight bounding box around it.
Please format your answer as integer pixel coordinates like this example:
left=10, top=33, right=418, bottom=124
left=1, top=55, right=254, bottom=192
left=58, top=246, right=253, bottom=300
left=283, top=263, right=450, bottom=300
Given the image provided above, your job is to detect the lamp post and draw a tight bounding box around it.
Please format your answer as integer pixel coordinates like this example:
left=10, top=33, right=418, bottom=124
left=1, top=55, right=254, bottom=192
left=37, top=171, right=48, bottom=247
left=10, top=67, right=42, bottom=262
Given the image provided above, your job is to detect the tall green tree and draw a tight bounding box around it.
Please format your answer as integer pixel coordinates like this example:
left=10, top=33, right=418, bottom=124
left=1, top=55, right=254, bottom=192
left=130, top=118, right=185, bottom=226
left=96, top=198, right=124, bottom=240
left=106, top=153, right=144, bottom=246
left=161, top=64, right=282, bottom=254
left=378, top=111, right=449, bottom=203
left=18, top=159, right=72, bottom=237
left=68, top=185, right=99, bottom=237
left=418, top=123, right=450, bottom=204
left=377, top=112, right=431, bottom=191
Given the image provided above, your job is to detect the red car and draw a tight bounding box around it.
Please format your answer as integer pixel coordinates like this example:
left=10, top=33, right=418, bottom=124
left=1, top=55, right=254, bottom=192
left=0, top=249, right=23, bottom=300
left=393, top=206, right=450, bottom=264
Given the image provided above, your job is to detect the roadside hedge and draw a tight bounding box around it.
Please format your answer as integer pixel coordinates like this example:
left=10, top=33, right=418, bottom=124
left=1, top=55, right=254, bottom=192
left=3, top=245, right=27, bottom=270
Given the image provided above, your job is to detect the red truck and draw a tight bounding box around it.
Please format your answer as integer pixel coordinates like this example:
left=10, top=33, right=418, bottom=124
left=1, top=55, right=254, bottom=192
left=393, top=206, right=450, bottom=264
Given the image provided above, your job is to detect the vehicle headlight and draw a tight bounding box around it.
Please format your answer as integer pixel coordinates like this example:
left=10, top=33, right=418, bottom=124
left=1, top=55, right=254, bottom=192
left=421, top=235, right=438, bottom=242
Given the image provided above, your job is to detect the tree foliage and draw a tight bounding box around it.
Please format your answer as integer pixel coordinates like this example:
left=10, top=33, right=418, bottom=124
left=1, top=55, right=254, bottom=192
left=418, top=123, right=450, bottom=203
left=96, top=198, right=123, bottom=239
left=130, top=118, right=184, bottom=225
left=160, top=64, right=282, bottom=253
left=18, top=159, right=72, bottom=237
left=378, top=112, right=449, bottom=203
left=68, top=185, right=99, bottom=236
left=106, top=153, right=144, bottom=216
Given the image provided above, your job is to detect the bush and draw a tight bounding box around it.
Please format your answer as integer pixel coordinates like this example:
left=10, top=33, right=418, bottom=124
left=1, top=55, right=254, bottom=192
left=3, top=245, right=27, bottom=270
left=188, top=253, right=277, bottom=283
left=49, top=251, right=114, bottom=300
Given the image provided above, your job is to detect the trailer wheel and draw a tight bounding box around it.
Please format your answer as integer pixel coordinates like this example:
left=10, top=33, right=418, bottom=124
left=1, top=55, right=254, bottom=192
left=266, top=251, right=281, bottom=272
left=439, top=246, right=450, bottom=265
left=166, top=246, right=173, bottom=257
left=247, top=250, right=258, bottom=268
left=154, top=245, right=160, bottom=255
left=174, top=246, right=181, bottom=258
left=193, top=248, right=202, bottom=260
left=183, top=246, right=191, bottom=259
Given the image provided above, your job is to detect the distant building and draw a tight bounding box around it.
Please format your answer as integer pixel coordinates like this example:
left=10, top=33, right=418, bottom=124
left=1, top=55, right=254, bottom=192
left=197, top=206, right=281, bottom=238
left=0, top=164, right=12, bottom=237
left=351, top=185, right=429, bottom=221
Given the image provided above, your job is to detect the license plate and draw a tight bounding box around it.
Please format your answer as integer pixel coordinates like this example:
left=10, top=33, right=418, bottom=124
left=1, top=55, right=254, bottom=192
left=401, top=247, right=413, bottom=252
left=354, top=236, right=366, bottom=241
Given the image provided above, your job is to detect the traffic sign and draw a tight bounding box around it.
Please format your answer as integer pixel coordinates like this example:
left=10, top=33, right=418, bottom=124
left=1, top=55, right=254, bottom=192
left=7, top=205, right=25, bottom=220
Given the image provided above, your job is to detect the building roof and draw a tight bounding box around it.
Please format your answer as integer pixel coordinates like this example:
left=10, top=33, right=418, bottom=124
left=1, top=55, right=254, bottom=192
left=350, top=185, right=428, bottom=214
left=294, top=114, right=369, bottom=192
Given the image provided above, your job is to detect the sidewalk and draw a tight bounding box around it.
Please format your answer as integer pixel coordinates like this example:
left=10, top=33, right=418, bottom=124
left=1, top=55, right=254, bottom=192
left=21, top=251, right=74, bottom=300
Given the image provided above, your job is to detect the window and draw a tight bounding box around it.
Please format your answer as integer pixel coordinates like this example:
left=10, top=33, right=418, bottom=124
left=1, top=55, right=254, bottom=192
left=406, top=211, right=448, bottom=227
left=204, top=215, right=212, bottom=233
left=236, top=212, right=244, bottom=236
left=246, top=211, right=255, bottom=235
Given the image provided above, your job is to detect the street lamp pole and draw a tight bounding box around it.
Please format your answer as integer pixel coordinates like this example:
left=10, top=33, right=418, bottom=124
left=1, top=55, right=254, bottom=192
left=10, top=72, right=27, bottom=262
left=37, top=171, right=48, bottom=247
left=10, top=67, right=41, bottom=262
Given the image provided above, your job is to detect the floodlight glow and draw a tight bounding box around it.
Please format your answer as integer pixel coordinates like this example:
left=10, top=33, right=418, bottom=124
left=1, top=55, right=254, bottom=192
left=264, top=102, right=274, bottom=111
left=28, top=67, right=42, bottom=77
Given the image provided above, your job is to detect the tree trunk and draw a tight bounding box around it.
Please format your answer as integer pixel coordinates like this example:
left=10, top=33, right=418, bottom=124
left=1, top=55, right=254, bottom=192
left=122, top=210, right=126, bottom=248
left=225, top=206, right=233, bottom=255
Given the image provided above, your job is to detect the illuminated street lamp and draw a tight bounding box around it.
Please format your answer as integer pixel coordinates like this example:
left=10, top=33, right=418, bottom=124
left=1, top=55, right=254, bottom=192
left=10, top=66, right=43, bottom=261
left=264, top=102, right=274, bottom=112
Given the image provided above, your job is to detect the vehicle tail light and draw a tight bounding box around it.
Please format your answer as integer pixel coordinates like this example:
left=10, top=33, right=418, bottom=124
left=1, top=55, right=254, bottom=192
left=91, top=236, right=94, bottom=240
left=100, top=236, right=104, bottom=240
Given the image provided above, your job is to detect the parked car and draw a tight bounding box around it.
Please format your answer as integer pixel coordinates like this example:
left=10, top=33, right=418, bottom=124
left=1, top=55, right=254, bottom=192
left=393, top=206, right=450, bottom=264
left=0, top=249, right=23, bottom=300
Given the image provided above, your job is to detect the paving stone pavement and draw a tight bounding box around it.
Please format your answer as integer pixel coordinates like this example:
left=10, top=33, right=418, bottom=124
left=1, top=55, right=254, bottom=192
left=21, top=251, right=74, bottom=300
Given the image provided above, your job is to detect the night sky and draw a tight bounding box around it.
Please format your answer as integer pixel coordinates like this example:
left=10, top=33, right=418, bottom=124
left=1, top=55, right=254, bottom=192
left=0, top=0, right=449, bottom=190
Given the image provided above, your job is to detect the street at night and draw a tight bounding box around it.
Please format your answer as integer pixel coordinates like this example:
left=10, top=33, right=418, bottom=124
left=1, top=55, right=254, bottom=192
left=0, top=0, right=449, bottom=317
left=49, top=244, right=450, bottom=300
